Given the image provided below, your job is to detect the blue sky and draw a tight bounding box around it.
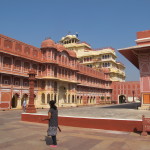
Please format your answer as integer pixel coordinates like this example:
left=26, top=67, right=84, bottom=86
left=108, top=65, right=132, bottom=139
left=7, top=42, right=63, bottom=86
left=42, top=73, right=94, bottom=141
left=0, top=0, right=150, bottom=81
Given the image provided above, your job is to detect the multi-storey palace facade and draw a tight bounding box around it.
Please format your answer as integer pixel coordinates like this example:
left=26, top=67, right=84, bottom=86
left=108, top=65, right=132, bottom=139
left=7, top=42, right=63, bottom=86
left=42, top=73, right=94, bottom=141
left=0, top=34, right=112, bottom=109
left=60, top=34, right=126, bottom=82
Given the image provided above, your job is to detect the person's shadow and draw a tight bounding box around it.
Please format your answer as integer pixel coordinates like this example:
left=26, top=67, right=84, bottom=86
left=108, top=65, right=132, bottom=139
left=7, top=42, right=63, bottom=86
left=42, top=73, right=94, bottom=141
left=44, top=136, right=53, bottom=145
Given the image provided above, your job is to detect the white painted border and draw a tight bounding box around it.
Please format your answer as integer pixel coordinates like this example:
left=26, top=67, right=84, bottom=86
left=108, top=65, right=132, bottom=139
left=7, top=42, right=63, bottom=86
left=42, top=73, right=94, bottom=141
left=135, top=37, right=150, bottom=42
left=22, top=113, right=142, bottom=121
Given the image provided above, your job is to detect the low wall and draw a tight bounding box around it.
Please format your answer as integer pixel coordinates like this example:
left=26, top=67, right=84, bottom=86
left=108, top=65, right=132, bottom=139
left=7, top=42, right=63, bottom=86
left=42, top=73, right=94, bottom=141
left=0, top=101, right=10, bottom=110
left=21, top=113, right=143, bottom=132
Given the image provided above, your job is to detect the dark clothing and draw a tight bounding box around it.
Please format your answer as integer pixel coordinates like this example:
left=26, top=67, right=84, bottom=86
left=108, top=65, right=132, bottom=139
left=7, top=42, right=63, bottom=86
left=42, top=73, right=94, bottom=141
left=52, top=136, right=57, bottom=145
left=49, top=108, right=58, bottom=127
left=47, top=108, right=58, bottom=137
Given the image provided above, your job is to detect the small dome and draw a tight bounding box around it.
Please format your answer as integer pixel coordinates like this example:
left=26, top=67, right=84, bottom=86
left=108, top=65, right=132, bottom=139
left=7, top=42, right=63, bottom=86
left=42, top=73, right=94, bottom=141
left=60, top=34, right=79, bottom=42
left=41, top=38, right=56, bottom=48
left=66, top=35, right=77, bottom=39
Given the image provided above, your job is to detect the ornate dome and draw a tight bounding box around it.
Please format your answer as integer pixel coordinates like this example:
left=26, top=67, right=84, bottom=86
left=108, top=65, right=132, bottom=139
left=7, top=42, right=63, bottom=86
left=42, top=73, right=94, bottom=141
left=61, top=34, right=77, bottom=41
left=60, top=34, right=79, bottom=44
left=41, top=38, right=56, bottom=48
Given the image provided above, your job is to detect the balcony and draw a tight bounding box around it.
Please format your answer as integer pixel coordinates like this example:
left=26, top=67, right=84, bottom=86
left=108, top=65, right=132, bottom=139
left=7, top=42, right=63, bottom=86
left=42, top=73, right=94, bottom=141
left=109, top=68, right=125, bottom=76
left=101, top=58, right=116, bottom=63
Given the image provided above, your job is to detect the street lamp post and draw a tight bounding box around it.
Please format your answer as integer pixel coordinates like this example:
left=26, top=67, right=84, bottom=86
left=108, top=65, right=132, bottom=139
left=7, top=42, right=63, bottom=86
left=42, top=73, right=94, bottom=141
left=132, top=90, right=135, bottom=103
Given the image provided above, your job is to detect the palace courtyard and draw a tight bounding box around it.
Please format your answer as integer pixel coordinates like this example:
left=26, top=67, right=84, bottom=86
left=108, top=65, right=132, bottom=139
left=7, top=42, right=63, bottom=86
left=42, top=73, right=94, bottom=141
left=1, top=103, right=150, bottom=150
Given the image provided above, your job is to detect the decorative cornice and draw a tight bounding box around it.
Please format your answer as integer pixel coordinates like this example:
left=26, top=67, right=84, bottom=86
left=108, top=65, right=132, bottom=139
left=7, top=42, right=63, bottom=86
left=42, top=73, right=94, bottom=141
left=135, top=37, right=150, bottom=43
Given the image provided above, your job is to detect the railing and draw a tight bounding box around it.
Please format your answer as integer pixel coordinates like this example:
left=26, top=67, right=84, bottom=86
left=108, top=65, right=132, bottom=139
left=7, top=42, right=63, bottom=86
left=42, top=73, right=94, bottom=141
left=77, top=63, right=105, bottom=80
left=101, top=58, right=116, bottom=62
left=93, top=47, right=115, bottom=51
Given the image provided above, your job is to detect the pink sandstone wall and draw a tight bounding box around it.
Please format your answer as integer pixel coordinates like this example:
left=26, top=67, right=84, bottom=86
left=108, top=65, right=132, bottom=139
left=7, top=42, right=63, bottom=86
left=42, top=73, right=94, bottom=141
left=138, top=52, right=150, bottom=104
left=137, top=30, right=150, bottom=39
left=139, top=54, right=150, bottom=92
left=112, top=81, right=140, bottom=103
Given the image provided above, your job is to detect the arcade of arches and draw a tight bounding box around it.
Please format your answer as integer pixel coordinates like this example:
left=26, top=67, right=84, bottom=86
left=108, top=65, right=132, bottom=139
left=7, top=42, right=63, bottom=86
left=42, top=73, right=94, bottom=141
left=119, top=95, right=126, bottom=104
left=10, top=93, right=36, bottom=109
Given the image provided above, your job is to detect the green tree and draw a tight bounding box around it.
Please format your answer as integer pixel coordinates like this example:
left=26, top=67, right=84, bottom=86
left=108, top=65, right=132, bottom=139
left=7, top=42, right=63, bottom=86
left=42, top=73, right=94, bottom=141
left=101, top=96, right=105, bottom=100
left=107, top=96, right=110, bottom=100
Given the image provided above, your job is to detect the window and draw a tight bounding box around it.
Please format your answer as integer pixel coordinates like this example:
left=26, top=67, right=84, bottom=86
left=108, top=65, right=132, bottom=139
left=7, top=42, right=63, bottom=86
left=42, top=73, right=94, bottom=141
left=24, top=82, right=28, bottom=86
left=87, top=64, right=92, bottom=68
left=41, top=93, right=45, bottom=104
left=102, top=55, right=110, bottom=59
left=15, top=81, right=19, bottom=86
left=3, top=57, right=11, bottom=68
left=103, top=62, right=110, bottom=67
left=4, top=80, right=8, bottom=85
left=24, top=62, right=30, bottom=71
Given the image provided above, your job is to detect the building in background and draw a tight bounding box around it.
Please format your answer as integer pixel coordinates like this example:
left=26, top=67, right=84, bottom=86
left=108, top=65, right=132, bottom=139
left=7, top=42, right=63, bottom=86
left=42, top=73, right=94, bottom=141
left=0, top=34, right=112, bottom=110
left=59, top=34, right=140, bottom=104
left=112, top=81, right=140, bottom=104
left=60, top=34, right=126, bottom=82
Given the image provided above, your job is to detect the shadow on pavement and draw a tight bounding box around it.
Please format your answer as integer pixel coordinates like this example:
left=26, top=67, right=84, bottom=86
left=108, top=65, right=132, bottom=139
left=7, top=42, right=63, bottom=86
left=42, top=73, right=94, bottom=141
left=45, top=136, right=53, bottom=145
left=100, top=103, right=141, bottom=109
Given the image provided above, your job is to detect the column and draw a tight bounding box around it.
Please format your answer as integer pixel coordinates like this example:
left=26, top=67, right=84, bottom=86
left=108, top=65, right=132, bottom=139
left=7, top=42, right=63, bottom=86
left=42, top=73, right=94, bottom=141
left=66, top=93, right=68, bottom=103
left=26, top=70, right=36, bottom=113
left=17, top=97, right=22, bottom=108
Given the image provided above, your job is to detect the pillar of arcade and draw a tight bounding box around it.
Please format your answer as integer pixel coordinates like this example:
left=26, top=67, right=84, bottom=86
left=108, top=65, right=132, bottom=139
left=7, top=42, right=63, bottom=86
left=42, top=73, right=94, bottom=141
left=26, top=70, right=37, bottom=113
left=119, top=30, right=150, bottom=110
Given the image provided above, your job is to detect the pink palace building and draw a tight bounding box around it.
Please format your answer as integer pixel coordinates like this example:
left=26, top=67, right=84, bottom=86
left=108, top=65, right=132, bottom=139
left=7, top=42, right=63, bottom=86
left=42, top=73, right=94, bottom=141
left=0, top=34, right=112, bottom=110
left=119, top=30, right=150, bottom=110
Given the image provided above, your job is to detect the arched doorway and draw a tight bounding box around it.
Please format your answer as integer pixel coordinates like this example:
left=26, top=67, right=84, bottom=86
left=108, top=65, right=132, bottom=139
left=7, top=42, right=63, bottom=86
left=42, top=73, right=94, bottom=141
left=41, top=93, right=45, bottom=104
left=80, top=96, right=82, bottom=104
left=68, top=94, right=70, bottom=103
left=77, top=96, right=79, bottom=104
left=11, top=93, right=19, bottom=108
left=21, top=94, right=28, bottom=106
left=119, top=95, right=126, bottom=103
left=90, top=97, right=92, bottom=103
left=87, top=96, right=90, bottom=104
left=94, top=97, right=96, bottom=104
left=47, top=94, right=50, bottom=104
left=51, top=94, right=53, bottom=100
left=58, top=86, right=66, bottom=105
left=54, top=93, right=57, bottom=102
left=72, top=95, right=75, bottom=103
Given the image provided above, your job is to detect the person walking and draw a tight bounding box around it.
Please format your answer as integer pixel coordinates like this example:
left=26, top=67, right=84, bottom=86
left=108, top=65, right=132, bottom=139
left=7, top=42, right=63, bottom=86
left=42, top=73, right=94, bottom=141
left=22, top=99, right=26, bottom=112
left=48, top=100, right=59, bottom=148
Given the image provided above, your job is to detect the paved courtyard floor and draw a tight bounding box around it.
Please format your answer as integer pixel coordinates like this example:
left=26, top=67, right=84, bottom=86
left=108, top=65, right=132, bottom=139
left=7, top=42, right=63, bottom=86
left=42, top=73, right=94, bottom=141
left=1, top=103, right=150, bottom=150
left=0, top=110, right=150, bottom=150
left=38, top=103, right=150, bottom=120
